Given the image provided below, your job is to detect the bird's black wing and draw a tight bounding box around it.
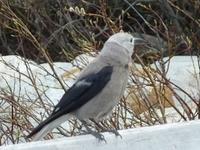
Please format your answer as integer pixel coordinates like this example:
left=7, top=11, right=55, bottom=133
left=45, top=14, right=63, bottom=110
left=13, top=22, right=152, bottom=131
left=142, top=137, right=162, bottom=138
left=27, top=66, right=113, bottom=138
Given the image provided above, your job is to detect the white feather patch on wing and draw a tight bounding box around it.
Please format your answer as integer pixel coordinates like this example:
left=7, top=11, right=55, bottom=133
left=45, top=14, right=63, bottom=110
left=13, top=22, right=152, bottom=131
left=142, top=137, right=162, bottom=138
left=76, top=80, right=92, bottom=87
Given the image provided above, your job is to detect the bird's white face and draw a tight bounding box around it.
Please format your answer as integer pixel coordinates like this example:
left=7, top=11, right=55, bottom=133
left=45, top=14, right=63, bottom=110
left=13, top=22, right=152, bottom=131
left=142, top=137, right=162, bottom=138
left=106, top=32, right=135, bottom=57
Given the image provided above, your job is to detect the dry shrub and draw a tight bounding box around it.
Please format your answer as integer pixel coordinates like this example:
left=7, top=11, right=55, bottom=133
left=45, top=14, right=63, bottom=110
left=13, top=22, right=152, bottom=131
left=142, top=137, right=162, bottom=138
left=0, top=0, right=200, bottom=145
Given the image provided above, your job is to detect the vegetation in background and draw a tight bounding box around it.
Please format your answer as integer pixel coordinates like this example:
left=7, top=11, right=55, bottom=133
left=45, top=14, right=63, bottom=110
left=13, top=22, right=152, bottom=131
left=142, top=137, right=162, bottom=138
left=0, top=0, right=199, bottom=63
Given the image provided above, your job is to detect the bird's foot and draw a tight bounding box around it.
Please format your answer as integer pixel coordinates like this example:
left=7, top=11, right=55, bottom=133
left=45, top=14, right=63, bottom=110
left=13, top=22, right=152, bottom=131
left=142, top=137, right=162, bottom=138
left=90, top=119, right=122, bottom=138
left=81, top=120, right=106, bottom=142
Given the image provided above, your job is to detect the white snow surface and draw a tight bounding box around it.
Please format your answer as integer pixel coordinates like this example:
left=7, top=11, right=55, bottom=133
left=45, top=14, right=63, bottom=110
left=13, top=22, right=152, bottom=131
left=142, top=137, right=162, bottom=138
left=155, top=56, right=200, bottom=105
left=0, top=53, right=96, bottom=103
left=0, top=55, right=199, bottom=105
left=2, top=120, right=200, bottom=150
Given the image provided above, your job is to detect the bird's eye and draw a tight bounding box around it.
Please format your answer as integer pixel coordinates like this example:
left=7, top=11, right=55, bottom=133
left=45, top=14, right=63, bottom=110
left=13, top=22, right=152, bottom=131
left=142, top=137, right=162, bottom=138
left=130, top=38, right=133, bottom=43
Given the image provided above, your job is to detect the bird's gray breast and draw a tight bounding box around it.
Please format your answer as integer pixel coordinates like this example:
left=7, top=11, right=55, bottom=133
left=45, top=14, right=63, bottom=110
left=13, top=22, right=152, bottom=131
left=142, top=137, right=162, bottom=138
left=74, top=65, right=129, bottom=121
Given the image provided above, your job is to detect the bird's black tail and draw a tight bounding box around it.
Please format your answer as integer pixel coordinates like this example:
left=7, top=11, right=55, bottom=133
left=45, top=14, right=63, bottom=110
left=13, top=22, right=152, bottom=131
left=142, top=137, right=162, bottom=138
left=27, top=113, right=72, bottom=141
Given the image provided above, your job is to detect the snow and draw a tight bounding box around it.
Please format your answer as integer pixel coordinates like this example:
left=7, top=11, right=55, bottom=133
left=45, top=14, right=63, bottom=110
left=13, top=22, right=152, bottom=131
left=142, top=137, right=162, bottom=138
left=124, top=56, right=200, bottom=124
left=1, top=55, right=198, bottom=105
left=155, top=56, right=200, bottom=105
left=2, top=120, right=200, bottom=150
left=0, top=55, right=78, bottom=104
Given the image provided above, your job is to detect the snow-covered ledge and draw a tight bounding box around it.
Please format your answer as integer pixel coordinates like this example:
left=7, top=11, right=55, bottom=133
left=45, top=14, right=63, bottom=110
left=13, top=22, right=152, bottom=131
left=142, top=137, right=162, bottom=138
left=2, top=120, right=200, bottom=150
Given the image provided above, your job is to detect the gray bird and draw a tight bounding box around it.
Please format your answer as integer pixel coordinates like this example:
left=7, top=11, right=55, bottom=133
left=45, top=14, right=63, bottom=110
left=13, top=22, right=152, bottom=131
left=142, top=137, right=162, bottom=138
left=27, top=32, right=137, bottom=141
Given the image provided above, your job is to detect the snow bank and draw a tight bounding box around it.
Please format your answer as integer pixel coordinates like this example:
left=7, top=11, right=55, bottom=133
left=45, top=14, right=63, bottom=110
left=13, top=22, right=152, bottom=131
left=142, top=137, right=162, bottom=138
left=156, top=56, right=200, bottom=105
left=2, top=120, right=200, bottom=150
left=127, top=56, right=200, bottom=117
left=1, top=55, right=198, bottom=106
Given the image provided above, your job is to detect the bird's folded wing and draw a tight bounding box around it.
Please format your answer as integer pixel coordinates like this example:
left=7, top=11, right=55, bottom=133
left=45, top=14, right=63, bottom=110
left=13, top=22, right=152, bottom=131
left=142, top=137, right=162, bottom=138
left=27, top=66, right=113, bottom=138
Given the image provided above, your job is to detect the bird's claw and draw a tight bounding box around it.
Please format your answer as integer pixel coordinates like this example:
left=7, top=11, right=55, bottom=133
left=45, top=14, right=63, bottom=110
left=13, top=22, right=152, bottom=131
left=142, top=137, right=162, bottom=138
left=82, top=129, right=106, bottom=142
left=91, top=131, right=106, bottom=142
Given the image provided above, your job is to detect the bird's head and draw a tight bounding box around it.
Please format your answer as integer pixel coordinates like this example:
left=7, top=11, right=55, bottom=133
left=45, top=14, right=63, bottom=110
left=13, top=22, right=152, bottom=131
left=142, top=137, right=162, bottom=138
left=105, top=32, right=136, bottom=57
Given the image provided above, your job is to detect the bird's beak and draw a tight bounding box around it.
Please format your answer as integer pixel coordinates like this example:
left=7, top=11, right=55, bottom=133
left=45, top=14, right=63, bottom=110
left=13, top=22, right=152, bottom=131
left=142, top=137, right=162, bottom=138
left=134, top=38, right=147, bottom=46
left=131, top=38, right=147, bottom=58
